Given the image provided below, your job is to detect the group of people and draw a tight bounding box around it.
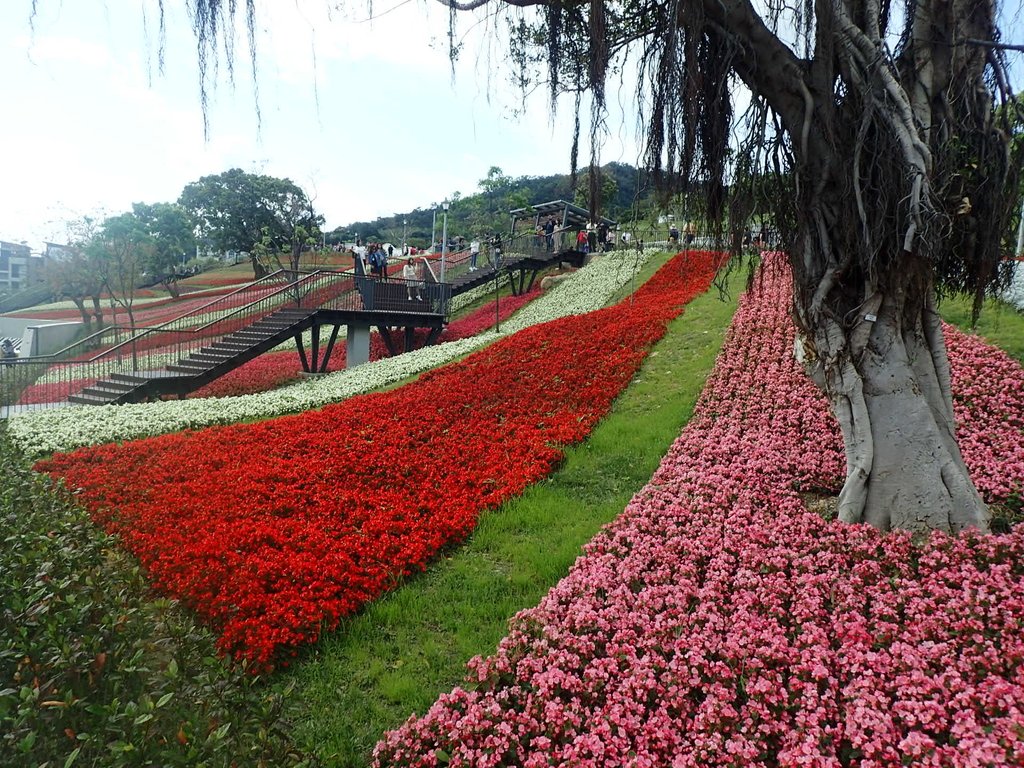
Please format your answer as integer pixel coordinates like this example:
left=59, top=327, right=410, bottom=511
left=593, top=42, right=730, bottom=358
left=574, top=221, right=616, bottom=254
left=359, top=242, right=394, bottom=279
left=668, top=222, right=697, bottom=246
left=468, top=234, right=503, bottom=271
left=531, top=217, right=559, bottom=251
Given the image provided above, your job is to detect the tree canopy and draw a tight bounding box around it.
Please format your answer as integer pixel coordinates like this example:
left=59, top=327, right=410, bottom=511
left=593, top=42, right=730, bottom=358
left=178, top=168, right=322, bottom=277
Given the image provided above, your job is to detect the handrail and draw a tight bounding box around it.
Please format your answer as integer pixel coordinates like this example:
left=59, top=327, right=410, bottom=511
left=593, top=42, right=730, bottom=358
left=91, top=272, right=324, bottom=361
left=147, top=269, right=293, bottom=330
left=416, top=257, right=439, bottom=283
left=11, top=269, right=294, bottom=365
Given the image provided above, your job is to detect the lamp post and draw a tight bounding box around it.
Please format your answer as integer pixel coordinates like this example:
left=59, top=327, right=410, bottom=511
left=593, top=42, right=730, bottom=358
left=1016, top=196, right=1024, bottom=258
left=431, top=207, right=437, bottom=251
left=403, top=218, right=408, bottom=255
left=441, top=199, right=450, bottom=284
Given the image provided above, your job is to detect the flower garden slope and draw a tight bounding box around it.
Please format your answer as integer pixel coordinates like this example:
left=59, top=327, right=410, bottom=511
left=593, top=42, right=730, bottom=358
left=37, top=251, right=722, bottom=667
left=10, top=250, right=656, bottom=458
left=374, top=253, right=1024, bottom=768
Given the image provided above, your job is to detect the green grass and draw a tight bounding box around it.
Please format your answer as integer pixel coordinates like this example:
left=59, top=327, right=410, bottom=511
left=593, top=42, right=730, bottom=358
left=285, top=256, right=744, bottom=766
left=938, top=294, right=1024, bottom=363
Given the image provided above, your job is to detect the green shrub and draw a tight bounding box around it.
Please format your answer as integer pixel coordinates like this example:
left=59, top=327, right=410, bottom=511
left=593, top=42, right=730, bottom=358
left=0, top=426, right=316, bottom=767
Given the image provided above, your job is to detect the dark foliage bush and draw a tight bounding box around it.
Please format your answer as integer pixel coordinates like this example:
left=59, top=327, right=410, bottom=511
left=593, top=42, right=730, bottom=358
left=0, top=426, right=316, bottom=767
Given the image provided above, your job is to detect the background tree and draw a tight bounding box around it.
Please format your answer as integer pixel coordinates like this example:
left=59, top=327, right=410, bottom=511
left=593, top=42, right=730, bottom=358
left=131, top=202, right=197, bottom=297
left=178, top=168, right=322, bottom=278
left=88, top=212, right=154, bottom=336
left=573, top=169, right=619, bottom=217
left=45, top=217, right=106, bottom=330
left=44, top=249, right=103, bottom=330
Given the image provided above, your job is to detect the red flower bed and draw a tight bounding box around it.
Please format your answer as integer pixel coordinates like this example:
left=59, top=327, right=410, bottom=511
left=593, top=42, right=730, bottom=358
left=10, top=287, right=244, bottom=322
left=178, top=275, right=263, bottom=287
left=37, top=252, right=723, bottom=666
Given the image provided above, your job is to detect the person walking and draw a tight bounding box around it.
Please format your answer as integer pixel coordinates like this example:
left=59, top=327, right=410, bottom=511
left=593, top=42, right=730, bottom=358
left=544, top=218, right=555, bottom=250
left=490, top=233, right=503, bottom=268
left=469, top=238, right=481, bottom=270
left=576, top=228, right=589, bottom=254
left=402, top=258, right=423, bottom=301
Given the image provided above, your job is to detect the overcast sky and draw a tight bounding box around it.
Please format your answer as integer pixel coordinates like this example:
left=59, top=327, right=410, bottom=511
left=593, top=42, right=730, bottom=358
left=2, top=1, right=1021, bottom=251
left=2, top=0, right=640, bottom=250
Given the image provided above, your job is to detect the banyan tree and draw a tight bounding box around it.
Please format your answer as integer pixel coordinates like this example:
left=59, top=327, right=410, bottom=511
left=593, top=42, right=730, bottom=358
left=442, top=0, right=1024, bottom=534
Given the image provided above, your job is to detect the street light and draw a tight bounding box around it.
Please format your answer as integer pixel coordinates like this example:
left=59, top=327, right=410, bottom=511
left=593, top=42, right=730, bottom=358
left=441, top=199, right=450, bottom=284
left=403, top=218, right=408, bottom=254
left=1016, top=195, right=1024, bottom=258
left=431, top=206, right=437, bottom=251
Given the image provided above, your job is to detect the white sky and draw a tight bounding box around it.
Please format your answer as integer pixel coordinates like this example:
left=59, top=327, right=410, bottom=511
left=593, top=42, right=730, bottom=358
left=1, top=0, right=640, bottom=250
left=2, top=2, right=1020, bottom=251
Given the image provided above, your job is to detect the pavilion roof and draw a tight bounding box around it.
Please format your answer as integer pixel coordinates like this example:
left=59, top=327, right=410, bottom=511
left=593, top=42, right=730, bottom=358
left=509, top=200, right=617, bottom=229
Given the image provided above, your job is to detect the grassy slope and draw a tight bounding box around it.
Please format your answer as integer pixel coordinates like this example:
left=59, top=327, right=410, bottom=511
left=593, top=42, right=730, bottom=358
left=286, top=255, right=744, bottom=766
left=938, top=294, right=1024, bottom=363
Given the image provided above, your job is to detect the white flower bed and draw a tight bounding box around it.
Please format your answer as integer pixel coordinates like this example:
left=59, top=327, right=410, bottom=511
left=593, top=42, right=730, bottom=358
left=1001, top=260, right=1024, bottom=311
left=9, top=250, right=659, bottom=457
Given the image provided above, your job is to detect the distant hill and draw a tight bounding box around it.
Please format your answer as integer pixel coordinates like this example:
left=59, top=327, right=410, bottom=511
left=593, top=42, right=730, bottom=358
left=330, top=162, right=658, bottom=247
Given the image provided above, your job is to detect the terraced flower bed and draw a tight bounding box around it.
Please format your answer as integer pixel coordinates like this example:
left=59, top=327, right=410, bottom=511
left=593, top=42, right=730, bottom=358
left=37, top=251, right=723, bottom=667
left=11, top=249, right=656, bottom=457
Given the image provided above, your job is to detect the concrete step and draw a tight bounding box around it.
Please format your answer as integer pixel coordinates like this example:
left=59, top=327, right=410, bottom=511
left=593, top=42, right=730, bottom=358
left=189, top=353, right=232, bottom=365
left=109, top=372, right=150, bottom=385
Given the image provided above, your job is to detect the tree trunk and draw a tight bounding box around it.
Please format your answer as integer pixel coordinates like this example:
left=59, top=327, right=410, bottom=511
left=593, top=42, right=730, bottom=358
left=71, top=297, right=91, bottom=329
left=90, top=296, right=104, bottom=329
left=161, top=278, right=181, bottom=299
left=250, top=254, right=267, bottom=279
left=803, top=287, right=989, bottom=534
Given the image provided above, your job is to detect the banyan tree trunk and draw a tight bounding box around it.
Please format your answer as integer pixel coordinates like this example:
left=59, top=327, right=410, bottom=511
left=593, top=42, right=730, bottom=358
left=806, top=286, right=989, bottom=534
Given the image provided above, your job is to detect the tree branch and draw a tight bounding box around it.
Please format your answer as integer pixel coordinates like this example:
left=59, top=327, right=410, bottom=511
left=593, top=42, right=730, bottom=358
left=962, top=38, right=1024, bottom=53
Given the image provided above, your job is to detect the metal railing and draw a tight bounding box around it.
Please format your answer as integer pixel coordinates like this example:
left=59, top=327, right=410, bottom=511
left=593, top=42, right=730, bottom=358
left=0, top=270, right=355, bottom=414
left=348, top=256, right=452, bottom=317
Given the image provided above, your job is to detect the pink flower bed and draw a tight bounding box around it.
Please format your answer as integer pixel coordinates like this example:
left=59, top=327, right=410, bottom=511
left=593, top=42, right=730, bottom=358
left=946, top=328, right=1024, bottom=502
left=374, top=254, right=1024, bottom=767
